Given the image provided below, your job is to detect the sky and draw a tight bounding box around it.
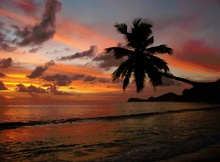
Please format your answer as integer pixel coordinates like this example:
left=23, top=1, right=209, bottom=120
left=0, top=0, right=220, bottom=103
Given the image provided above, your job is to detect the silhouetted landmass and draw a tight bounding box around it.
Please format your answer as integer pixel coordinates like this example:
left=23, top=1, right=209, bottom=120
left=180, top=79, right=220, bottom=103
left=128, top=79, right=220, bottom=103
left=147, top=92, right=181, bottom=102
left=128, top=92, right=180, bottom=102
left=127, top=98, right=148, bottom=102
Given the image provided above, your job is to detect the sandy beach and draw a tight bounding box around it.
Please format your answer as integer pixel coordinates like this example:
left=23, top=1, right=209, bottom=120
left=158, top=141, right=220, bottom=162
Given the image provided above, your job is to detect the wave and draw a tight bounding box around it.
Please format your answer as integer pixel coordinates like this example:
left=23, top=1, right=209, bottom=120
left=1, top=106, right=219, bottom=131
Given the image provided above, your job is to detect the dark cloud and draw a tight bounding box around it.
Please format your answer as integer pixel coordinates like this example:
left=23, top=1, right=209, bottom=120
left=0, top=57, right=13, bottom=68
left=98, top=78, right=110, bottom=83
left=29, top=47, right=40, bottom=53
left=12, top=0, right=61, bottom=46
left=92, top=52, right=123, bottom=70
left=27, top=60, right=55, bottom=79
left=58, top=45, right=97, bottom=61
left=46, top=48, right=73, bottom=54
left=72, top=74, right=85, bottom=80
left=29, top=92, right=40, bottom=98
left=16, top=84, right=47, bottom=93
left=0, top=22, right=16, bottom=52
left=42, top=84, right=52, bottom=87
left=46, top=49, right=62, bottom=54
left=0, top=72, right=6, bottom=77
left=49, top=84, right=72, bottom=95
left=43, top=74, right=72, bottom=86
left=0, top=81, right=7, bottom=90
left=42, top=73, right=108, bottom=86
left=84, top=76, right=96, bottom=82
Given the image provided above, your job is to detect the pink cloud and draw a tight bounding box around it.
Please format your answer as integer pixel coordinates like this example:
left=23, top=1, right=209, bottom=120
left=175, top=39, right=220, bottom=72
left=13, top=0, right=39, bottom=16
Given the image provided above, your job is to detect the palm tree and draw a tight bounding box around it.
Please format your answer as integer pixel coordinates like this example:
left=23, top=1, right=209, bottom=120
left=106, top=18, right=208, bottom=93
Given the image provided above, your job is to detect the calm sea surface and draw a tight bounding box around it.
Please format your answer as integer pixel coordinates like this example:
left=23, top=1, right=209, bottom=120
left=0, top=102, right=220, bottom=161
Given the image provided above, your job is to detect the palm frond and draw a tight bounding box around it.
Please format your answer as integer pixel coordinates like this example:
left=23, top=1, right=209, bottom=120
left=128, top=19, right=153, bottom=50
left=144, top=36, right=154, bottom=47
left=147, top=66, right=163, bottom=90
left=112, top=57, right=133, bottom=81
left=123, top=67, right=133, bottom=91
left=132, top=18, right=142, bottom=28
left=114, top=23, right=128, bottom=35
left=147, top=54, right=170, bottom=73
left=147, top=44, right=172, bottom=55
left=134, top=63, right=146, bottom=93
left=105, top=47, right=134, bottom=59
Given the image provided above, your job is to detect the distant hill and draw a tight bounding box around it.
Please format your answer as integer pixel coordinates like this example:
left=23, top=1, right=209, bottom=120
left=128, top=79, right=220, bottom=103
left=146, top=92, right=181, bottom=102
left=128, top=92, right=180, bottom=102
left=127, top=98, right=148, bottom=102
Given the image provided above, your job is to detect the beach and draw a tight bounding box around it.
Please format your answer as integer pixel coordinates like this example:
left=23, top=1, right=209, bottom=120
left=159, top=141, right=220, bottom=162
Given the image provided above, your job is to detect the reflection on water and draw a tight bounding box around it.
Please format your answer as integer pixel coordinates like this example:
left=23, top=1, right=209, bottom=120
left=0, top=102, right=220, bottom=161
left=0, top=102, right=216, bottom=122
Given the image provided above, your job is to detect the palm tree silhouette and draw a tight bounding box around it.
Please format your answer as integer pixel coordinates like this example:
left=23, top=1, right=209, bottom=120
left=106, top=18, right=207, bottom=92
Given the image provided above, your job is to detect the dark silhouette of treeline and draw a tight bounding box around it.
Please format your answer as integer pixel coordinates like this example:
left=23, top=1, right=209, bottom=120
left=128, top=79, right=220, bottom=103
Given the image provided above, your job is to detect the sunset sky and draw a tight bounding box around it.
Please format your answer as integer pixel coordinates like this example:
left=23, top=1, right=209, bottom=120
left=0, top=0, right=220, bottom=102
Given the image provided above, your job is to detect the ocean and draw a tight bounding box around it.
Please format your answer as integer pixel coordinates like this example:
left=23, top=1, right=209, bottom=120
left=0, top=102, right=220, bottom=162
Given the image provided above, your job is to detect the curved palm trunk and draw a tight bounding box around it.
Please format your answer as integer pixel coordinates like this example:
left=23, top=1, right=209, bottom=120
left=159, top=72, right=210, bottom=86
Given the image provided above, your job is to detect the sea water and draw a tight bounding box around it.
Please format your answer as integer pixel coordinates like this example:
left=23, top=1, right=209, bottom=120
left=0, top=102, right=220, bottom=161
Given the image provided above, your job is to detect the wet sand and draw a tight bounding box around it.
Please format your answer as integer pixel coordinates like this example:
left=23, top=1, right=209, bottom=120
left=158, top=141, right=220, bottom=162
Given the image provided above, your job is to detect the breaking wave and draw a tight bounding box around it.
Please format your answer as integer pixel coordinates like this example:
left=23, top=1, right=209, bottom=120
left=1, top=106, right=219, bottom=130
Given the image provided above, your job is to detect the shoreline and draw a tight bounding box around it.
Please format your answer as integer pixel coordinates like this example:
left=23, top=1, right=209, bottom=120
left=157, top=141, right=220, bottom=162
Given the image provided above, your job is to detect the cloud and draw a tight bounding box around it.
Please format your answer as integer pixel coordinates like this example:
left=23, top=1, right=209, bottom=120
left=92, top=52, right=123, bottom=70
left=42, top=83, right=52, bottom=87
left=12, top=0, right=61, bottom=46
left=84, top=76, right=96, bottom=82
left=29, top=92, right=40, bottom=98
left=97, top=78, right=110, bottom=83
left=29, top=47, right=40, bottom=53
left=43, top=73, right=107, bottom=85
left=0, top=22, right=16, bottom=52
left=0, top=72, right=6, bottom=77
left=16, top=84, right=47, bottom=93
left=72, top=74, right=85, bottom=80
left=0, top=57, right=13, bottom=68
left=58, top=45, right=97, bottom=61
left=46, top=47, right=73, bottom=54
left=0, top=81, right=7, bottom=90
left=43, top=74, right=72, bottom=86
left=49, top=84, right=72, bottom=95
left=175, top=39, right=220, bottom=71
left=13, top=0, right=38, bottom=16
left=27, top=60, right=55, bottom=78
